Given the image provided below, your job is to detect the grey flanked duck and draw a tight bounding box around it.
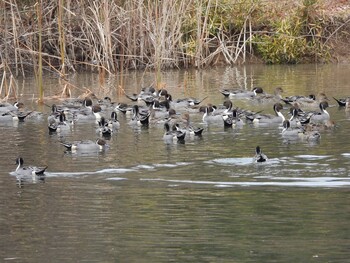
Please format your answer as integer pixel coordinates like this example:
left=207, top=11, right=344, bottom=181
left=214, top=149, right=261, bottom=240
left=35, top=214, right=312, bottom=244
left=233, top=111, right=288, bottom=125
left=247, top=103, right=285, bottom=125
left=309, top=101, right=330, bottom=123
left=14, top=157, right=47, bottom=177
left=61, top=138, right=108, bottom=153
left=219, top=87, right=264, bottom=99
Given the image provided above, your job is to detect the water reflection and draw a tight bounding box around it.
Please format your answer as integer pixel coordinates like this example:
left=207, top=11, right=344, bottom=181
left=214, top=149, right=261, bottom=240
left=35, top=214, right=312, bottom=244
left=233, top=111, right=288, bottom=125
left=1, top=64, right=350, bottom=262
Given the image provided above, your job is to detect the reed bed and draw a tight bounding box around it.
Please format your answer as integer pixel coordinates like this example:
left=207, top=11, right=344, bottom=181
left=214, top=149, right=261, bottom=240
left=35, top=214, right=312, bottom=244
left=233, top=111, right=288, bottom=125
left=0, top=0, right=348, bottom=88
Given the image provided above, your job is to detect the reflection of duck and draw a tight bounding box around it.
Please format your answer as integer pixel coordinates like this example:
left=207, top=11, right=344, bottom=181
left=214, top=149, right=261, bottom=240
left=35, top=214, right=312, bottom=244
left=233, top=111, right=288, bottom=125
left=254, top=146, right=268, bottom=163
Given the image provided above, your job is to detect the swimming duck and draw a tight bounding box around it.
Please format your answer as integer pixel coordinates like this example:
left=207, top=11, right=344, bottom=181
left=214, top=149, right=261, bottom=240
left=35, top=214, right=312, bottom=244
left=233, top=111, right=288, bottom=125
left=14, top=157, right=47, bottom=177
left=129, top=105, right=150, bottom=126
left=345, top=97, right=350, bottom=112
left=0, top=111, right=19, bottom=123
left=222, top=108, right=244, bottom=128
left=61, top=138, right=108, bottom=153
left=247, top=103, right=285, bottom=125
left=333, top=97, right=347, bottom=107
left=163, top=122, right=178, bottom=144
left=97, top=117, right=113, bottom=137
left=48, top=111, right=71, bottom=133
left=202, top=105, right=224, bottom=124
left=298, top=129, right=321, bottom=142
left=309, top=101, right=330, bottom=123
left=162, top=122, right=186, bottom=144
left=252, top=87, right=284, bottom=104
left=181, top=113, right=204, bottom=136
left=281, top=120, right=302, bottom=138
left=254, top=146, right=268, bottom=163
left=107, top=111, right=120, bottom=131
left=219, top=87, right=264, bottom=99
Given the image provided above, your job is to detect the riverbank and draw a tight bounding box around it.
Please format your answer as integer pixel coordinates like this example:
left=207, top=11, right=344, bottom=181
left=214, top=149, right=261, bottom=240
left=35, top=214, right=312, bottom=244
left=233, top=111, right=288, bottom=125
left=0, top=0, right=349, bottom=77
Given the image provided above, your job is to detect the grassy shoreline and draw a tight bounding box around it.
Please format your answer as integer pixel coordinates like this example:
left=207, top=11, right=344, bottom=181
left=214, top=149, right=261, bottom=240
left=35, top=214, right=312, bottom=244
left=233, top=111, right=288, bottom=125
left=0, top=0, right=349, bottom=78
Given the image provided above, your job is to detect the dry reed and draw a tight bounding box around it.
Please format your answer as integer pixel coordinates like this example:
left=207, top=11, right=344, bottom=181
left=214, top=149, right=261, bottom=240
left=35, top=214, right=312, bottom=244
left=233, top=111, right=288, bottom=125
left=0, top=0, right=347, bottom=85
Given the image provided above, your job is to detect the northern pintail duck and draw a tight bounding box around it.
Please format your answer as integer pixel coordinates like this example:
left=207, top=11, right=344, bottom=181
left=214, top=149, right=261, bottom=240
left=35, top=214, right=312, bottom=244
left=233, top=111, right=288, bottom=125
left=14, top=157, right=47, bottom=177
left=48, top=111, right=71, bottom=133
left=108, top=111, right=120, bottom=131
left=333, top=97, right=347, bottom=107
left=281, top=120, right=302, bottom=138
left=222, top=108, right=244, bottom=128
left=114, top=102, right=132, bottom=115
left=254, top=146, right=268, bottom=163
left=298, top=128, right=321, bottom=142
left=309, top=101, right=330, bottom=123
left=282, top=94, right=316, bottom=105
left=97, top=117, right=113, bottom=137
left=252, top=87, right=284, bottom=104
left=345, top=97, right=350, bottom=112
left=61, top=138, right=108, bottom=153
left=181, top=113, right=204, bottom=136
left=202, top=105, right=224, bottom=124
left=219, top=87, right=264, bottom=99
left=129, top=105, right=150, bottom=126
left=0, top=111, right=19, bottom=123
left=247, top=103, right=285, bottom=125
left=163, top=122, right=185, bottom=144
left=0, top=101, right=18, bottom=113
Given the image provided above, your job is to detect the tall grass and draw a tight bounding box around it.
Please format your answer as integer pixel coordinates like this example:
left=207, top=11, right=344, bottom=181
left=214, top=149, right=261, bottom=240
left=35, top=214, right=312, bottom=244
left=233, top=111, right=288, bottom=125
left=0, top=0, right=347, bottom=84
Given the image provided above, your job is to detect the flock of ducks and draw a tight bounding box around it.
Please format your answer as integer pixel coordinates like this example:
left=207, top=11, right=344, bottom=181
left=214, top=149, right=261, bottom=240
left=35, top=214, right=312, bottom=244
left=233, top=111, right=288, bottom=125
left=2, top=84, right=349, bottom=182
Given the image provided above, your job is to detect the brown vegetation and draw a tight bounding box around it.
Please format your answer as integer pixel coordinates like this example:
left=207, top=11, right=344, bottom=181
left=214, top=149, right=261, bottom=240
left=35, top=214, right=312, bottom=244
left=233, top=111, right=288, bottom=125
left=0, top=0, right=349, bottom=78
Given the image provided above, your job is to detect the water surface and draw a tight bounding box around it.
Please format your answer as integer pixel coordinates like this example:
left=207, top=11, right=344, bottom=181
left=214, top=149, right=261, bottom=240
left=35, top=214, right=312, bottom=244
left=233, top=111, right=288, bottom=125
left=1, top=64, right=350, bottom=262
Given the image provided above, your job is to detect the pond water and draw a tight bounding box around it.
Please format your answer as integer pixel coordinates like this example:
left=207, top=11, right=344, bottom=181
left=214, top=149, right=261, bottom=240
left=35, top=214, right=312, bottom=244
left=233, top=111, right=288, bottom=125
left=1, top=64, right=350, bottom=262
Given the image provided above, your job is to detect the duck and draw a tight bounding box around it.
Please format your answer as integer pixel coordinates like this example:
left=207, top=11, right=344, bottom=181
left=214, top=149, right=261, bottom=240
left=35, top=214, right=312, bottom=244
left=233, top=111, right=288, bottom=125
left=96, top=116, right=113, bottom=137
left=281, top=120, right=302, bottom=138
left=114, top=102, right=133, bottom=115
left=309, top=101, right=330, bottom=123
left=333, top=97, right=347, bottom=107
left=222, top=108, right=244, bottom=128
left=0, top=101, right=18, bottom=113
left=162, top=122, right=186, bottom=144
left=163, top=122, right=179, bottom=144
left=0, top=111, right=19, bottom=123
left=129, top=105, right=150, bottom=126
left=14, top=157, right=47, bottom=177
left=298, top=129, right=321, bottom=142
left=219, top=87, right=264, bottom=99
left=181, top=113, right=204, bottom=136
left=345, top=97, right=350, bottom=112
left=252, top=87, right=284, bottom=104
left=61, top=138, right=108, bottom=153
left=202, top=105, right=224, bottom=124
left=254, top=146, right=268, bottom=163
left=107, top=111, right=120, bottom=131
left=48, top=111, right=71, bottom=133
left=247, top=103, right=285, bottom=125
left=282, top=94, right=316, bottom=105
